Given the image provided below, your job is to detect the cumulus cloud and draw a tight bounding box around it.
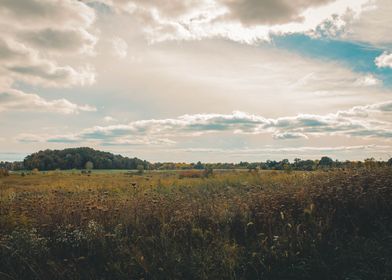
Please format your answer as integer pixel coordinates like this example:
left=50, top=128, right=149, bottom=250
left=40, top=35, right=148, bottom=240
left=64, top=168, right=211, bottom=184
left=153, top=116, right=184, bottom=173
left=0, top=0, right=97, bottom=114
left=375, top=52, right=392, bottom=68
left=313, top=0, right=392, bottom=47
left=0, top=0, right=97, bottom=54
left=0, top=38, right=95, bottom=87
left=87, top=0, right=368, bottom=44
left=19, top=100, right=392, bottom=145
left=344, top=0, right=392, bottom=46
left=0, top=89, right=96, bottom=114
left=219, top=0, right=334, bottom=26
left=0, top=0, right=95, bottom=29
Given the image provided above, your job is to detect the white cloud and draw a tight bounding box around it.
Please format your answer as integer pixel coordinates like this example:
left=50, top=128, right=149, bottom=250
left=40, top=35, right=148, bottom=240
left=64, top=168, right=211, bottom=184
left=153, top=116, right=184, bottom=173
left=0, top=0, right=97, bottom=114
left=0, top=89, right=96, bottom=114
left=273, top=132, right=309, bottom=140
left=312, top=0, right=392, bottom=47
left=111, top=37, right=128, bottom=58
left=0, top=38, right=96, bottom=87
left=88, top=0, right=368, bottom=44
left=375, top=52, right=392, bottom=68
left=19, top=100, right=392, bottom=145
left=354, top=74, right=382, bottom=86
left=341, top=0, right=392, bottom=47
left=103, top=116, right=117, bottom=122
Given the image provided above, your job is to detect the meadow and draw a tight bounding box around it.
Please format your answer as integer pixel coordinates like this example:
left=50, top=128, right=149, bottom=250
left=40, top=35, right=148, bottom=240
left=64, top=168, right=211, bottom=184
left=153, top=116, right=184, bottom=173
left=1, top=168, right=392, bottom=279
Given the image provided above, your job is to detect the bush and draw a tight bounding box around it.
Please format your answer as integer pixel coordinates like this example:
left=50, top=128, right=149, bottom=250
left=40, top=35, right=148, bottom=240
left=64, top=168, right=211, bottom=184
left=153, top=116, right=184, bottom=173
left=203, top=167, right=214, bottom=178
left=0, top=168, right=9, bottom=177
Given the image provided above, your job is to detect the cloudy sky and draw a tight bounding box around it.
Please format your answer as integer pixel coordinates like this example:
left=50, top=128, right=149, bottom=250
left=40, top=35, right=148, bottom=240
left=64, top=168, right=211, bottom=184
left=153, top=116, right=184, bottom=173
left=1, top=0, right=392, bottom=162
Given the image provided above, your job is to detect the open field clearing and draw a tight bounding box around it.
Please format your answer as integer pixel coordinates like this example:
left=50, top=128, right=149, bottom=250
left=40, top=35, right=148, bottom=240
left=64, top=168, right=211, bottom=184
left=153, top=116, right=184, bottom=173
left=1, top=168, right=392, bottom=279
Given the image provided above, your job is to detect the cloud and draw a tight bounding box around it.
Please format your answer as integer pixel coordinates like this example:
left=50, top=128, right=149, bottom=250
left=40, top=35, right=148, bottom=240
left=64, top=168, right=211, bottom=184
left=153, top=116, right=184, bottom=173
left=18, top=28, right=97, bottom=55
left=103, top=116, right=117, bottom=122
left=354, top=74, right=382, bottom=86
left=111, top=37, right=128, bottom=58
left=0, top=0, right=97, bottom=55
left=343, top=0, right=392, bottom=46
left=218, top=0, right=334, bottom=26
left=156, top=144, right=392, bottom=161
left=180, top=144, right=392, bottom=155
left=88, top=0, right=368, bottom=44
left=273, top=132, right=308, bottom=140
left=19, top=100, right=392, bottom=145
left=15, top=134, right=46, bottom=143
left=375, top=52, right=392, bottom=68
left=0, top=39, right=95, bottom=87
left=0, top=0, right=95, bottom=29
left=313, top=0, right=392, bottom=47
left=0, top=89, right=96, bottom=114
left=0, top=0, right=97, bottom=113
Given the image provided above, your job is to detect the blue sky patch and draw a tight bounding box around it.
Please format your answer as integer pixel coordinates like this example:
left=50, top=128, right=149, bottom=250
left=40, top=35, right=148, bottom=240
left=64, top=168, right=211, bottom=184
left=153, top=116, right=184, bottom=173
left=272, top=34, right=392, bottom=87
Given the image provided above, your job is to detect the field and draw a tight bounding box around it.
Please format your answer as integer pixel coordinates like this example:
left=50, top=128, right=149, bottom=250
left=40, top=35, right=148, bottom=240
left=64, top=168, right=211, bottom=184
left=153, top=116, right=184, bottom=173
left=1, top=168, right=392, bottom=280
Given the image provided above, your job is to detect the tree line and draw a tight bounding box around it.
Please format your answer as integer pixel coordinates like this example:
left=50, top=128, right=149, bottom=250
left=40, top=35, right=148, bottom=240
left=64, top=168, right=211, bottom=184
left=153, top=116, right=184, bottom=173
left=3, top=147, right=149, bottom=171
left=151, top=157, right=392, bottom=171
left=1, top=148, right=392, bottom=171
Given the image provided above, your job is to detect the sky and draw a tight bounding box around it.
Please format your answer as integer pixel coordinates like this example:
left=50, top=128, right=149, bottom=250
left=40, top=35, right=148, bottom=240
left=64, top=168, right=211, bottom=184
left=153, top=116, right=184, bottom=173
left=1, top=0, right=392, bottom=163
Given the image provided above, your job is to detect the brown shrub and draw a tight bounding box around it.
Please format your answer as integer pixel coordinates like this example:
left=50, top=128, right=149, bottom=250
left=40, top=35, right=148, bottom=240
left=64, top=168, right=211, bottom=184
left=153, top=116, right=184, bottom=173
left=178, top=170, right=203, bottom=179
left=0, top=168, right=9, bottom=177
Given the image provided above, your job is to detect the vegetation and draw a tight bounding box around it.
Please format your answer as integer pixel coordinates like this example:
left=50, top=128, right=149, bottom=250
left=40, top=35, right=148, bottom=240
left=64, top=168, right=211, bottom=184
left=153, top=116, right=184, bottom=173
left=0, top=168, right=9, bottom=177
left=1, top=167, right=392, bottom=279
left=1, top=147, right=392, bottom=173
left=21, top=147, right=149, bottom=171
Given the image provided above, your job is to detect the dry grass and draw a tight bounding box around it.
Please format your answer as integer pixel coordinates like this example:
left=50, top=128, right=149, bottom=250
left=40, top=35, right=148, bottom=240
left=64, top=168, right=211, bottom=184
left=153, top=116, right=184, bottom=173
left=1, top=168, right=392, bottom=279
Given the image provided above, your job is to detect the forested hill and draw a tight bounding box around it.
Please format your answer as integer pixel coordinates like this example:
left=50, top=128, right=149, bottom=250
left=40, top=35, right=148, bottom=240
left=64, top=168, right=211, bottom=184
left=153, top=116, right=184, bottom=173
left=23, top=147, right=149, bottom=171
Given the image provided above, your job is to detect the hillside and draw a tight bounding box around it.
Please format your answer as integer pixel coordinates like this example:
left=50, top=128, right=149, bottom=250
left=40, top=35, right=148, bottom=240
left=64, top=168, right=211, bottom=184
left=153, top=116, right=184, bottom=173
left=22, top=147, right=149, bottom=171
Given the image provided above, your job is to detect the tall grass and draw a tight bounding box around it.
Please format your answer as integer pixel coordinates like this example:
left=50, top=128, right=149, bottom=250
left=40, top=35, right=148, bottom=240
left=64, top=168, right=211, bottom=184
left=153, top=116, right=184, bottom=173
left=0, top=168, right=391, bottom=279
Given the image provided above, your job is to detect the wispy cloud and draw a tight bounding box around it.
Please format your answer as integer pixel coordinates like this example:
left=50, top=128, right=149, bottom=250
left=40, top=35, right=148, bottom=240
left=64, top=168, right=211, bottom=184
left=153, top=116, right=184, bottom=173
left=17, top=100, right=392, bottom=145
left=0, top=89, right=96, bottom=114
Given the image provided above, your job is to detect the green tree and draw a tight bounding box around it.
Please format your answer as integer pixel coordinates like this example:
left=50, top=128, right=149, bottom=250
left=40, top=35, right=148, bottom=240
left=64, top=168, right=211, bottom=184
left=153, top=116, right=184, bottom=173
left=319, top=156, right=333, bottom=168
left=194, top=161, right=204, bottom=170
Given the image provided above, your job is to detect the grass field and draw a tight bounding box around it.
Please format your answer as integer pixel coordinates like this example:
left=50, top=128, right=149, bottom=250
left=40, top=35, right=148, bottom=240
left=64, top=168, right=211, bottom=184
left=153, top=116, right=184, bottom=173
left=1, top=168, right=392, bottom=279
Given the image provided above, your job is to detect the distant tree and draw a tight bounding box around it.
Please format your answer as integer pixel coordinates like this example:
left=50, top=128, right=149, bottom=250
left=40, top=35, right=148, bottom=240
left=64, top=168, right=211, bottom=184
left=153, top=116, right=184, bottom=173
left=194, top=161, right=204, bottom=170
left=22, top=147, right=149, bottom=171
left=387, top=158, right=392, bottom=166
left=85, top=161, right=94, bottom=170
left=364, top=158, right=376, bottom=169
left=319, top=157, right=333, bottom=168
left=137, top=164, right=144, bottom=175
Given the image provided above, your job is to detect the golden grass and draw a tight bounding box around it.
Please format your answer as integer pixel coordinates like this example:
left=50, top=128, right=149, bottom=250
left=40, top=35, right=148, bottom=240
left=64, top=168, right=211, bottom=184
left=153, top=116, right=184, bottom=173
left=1, top=168, right=392, bottom=279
